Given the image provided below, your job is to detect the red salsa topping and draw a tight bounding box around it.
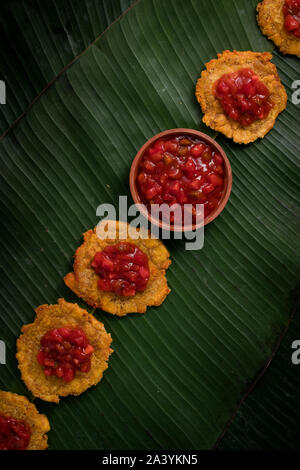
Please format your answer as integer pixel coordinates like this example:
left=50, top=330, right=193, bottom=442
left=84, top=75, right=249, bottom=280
left=136, top=135, right=225, bottom=220
left=37, top=327, right=94, bottom=382
left=214, top=68, right=273, bottom=126
left=283, top=0, right=300, bottom=36
left=0, top=414, right=31, bottom=450
left=92, top=242, right=150, bottom=297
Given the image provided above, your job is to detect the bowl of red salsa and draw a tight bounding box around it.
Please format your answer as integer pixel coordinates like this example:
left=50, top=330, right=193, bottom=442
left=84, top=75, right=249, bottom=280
left=130, top=129, right=232, bottom=232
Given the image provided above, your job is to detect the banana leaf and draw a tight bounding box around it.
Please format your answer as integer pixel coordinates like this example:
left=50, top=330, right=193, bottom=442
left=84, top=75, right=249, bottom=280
left=0, top=0, right=135, bottom=134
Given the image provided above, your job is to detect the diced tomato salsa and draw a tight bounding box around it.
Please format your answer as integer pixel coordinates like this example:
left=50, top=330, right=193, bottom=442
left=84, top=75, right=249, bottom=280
left=214, top=68, right=272, bottom=126
left=0, top=414, right=31, bottom=450
left=92, top=242, right=150, bottom=297
left=37, top=327, right=94, bottom=382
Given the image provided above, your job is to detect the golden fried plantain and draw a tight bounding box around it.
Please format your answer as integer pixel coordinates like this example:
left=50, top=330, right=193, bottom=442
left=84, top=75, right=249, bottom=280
left=64, top=221, right=171, bottom=316
left=195, top=50, right=287, bottom=144
left=0, top=391, right=50, bottom=449
left=16, top=299, right=112, bottom=403
left=257, top=0, right=300, bottom=57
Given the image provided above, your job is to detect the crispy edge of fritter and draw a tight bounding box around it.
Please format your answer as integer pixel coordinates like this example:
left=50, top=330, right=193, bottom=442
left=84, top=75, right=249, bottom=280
left=257, top=0, right=300, bottom=57
left=16, top=298, right=112, bottom=403
left=0, top=390, right=50, bottom=449
left=195, top=50, right=287, bottom=144
left=64, top=221, right=171, bottom=316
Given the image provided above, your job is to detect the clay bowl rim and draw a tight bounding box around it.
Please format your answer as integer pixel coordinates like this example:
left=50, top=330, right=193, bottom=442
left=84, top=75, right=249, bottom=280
left=129, top=128, right=232, bottom=233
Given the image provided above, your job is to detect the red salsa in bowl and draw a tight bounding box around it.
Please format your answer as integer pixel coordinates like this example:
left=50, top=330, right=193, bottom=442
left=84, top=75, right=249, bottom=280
left=130, top=129, right=232, bottom=231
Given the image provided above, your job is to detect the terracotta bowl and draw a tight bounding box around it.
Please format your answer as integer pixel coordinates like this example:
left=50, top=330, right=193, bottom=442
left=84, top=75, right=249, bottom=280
left=129, top=128, right=232, bottom=232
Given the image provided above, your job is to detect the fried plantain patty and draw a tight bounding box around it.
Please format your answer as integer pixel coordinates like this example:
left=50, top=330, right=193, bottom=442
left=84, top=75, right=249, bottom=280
left=17, top=299, right=112, bottom=403
left=0, top=391, right=50, bottom=449
left=64, top=221, right=171, bottom=316
left=257, top=0, right=300, bottom=57
left=195, top=50, right=287, bottom=144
